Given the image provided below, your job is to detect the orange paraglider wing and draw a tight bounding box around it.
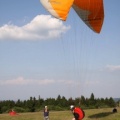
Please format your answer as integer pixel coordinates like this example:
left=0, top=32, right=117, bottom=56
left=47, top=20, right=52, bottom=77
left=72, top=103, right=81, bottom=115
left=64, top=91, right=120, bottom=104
left=40, top=0, right=74, bottom=21
left=73, top=0, right=104, bottom=33
left=40, top=0, right=104, bottom=33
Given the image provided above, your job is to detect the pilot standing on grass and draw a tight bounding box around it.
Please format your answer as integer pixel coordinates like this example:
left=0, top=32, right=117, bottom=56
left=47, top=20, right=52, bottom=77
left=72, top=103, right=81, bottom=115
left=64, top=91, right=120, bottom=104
left=44, top=106, right=49, bottom=120
left=70, top=105, right=85, bottom=120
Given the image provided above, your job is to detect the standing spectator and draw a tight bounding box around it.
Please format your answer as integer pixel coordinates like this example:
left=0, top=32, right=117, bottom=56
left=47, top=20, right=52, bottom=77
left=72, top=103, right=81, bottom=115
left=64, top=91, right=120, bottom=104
left=44, top=106, right=49, bottom=120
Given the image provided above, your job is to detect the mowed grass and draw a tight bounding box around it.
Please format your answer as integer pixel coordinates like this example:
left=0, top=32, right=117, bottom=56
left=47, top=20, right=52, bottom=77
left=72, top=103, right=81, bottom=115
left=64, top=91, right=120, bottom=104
left=0, top=107, right=120, bottom=120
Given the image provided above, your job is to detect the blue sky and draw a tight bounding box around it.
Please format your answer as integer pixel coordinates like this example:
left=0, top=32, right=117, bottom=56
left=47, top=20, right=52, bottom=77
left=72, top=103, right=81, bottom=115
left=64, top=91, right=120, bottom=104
left=0, top=0, right=120, bottom=100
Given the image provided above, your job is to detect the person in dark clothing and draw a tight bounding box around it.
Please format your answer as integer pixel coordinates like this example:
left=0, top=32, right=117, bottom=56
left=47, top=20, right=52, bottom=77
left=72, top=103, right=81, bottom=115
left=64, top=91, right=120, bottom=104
left=44, top=106, right=49, bottom=120
left=70, top=105, right=85, bottom=120
left=113, top=108, right=117, bottom=113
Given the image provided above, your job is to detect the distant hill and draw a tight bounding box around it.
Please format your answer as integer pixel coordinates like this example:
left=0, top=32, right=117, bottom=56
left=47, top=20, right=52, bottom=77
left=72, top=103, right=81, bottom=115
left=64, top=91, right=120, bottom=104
left=114, top=98, right=120, bottom=102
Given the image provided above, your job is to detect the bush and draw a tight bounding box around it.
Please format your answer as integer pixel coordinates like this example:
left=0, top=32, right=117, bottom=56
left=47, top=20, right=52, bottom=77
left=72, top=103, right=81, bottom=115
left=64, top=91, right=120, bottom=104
left=13, top=107, right=26, bottom=113
left=1, top=106, right=8, bottom=113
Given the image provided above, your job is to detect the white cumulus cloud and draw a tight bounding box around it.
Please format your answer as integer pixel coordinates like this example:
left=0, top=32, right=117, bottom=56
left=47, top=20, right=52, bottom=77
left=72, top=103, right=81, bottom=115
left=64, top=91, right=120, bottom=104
left=106, top=65, right=120, bottom=71
left=0, top=77, right=55, bottom=86
left=0, top=77, right=75, bottom=86
left=0, top=15, right=70, bottom=41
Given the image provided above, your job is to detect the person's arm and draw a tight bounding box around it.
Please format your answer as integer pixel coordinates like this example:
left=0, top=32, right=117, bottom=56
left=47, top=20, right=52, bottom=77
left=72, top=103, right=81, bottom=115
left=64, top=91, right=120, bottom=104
left=48, top=110, right=49, bottom=116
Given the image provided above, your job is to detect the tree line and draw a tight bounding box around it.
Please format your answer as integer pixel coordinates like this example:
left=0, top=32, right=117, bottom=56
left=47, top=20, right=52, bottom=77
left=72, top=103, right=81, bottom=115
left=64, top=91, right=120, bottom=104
left=0, top=93, right=117, bottom=114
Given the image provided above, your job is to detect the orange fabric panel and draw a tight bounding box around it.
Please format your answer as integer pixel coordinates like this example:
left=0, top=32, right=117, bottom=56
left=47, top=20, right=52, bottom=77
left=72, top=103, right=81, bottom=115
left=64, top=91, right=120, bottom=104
left=73, top=0, right=104, bottom=33
left=50, top=0, right=74, bottom=21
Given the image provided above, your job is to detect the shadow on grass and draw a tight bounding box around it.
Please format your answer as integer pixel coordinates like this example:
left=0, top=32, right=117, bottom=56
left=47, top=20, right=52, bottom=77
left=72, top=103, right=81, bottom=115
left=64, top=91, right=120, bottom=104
left=88, top=112, right=115, bottom=118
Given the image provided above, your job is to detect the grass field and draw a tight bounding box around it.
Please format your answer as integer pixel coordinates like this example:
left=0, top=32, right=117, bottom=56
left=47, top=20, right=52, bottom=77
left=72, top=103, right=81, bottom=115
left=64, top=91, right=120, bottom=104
left=0, top=107, right=120, bottom=120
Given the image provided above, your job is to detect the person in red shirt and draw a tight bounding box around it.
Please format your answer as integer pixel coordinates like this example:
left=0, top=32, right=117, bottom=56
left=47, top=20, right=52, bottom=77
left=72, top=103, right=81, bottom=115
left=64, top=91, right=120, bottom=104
left=9, top=109, right=18, bottom=116
left=70, top=105, right=85, bottom=120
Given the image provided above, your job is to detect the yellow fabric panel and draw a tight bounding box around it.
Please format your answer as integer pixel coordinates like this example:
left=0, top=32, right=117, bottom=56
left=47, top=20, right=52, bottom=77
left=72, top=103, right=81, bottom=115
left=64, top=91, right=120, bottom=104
left=49, top=0, right=74, bottom=21
left=73, top=0, right=104, bottom=33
